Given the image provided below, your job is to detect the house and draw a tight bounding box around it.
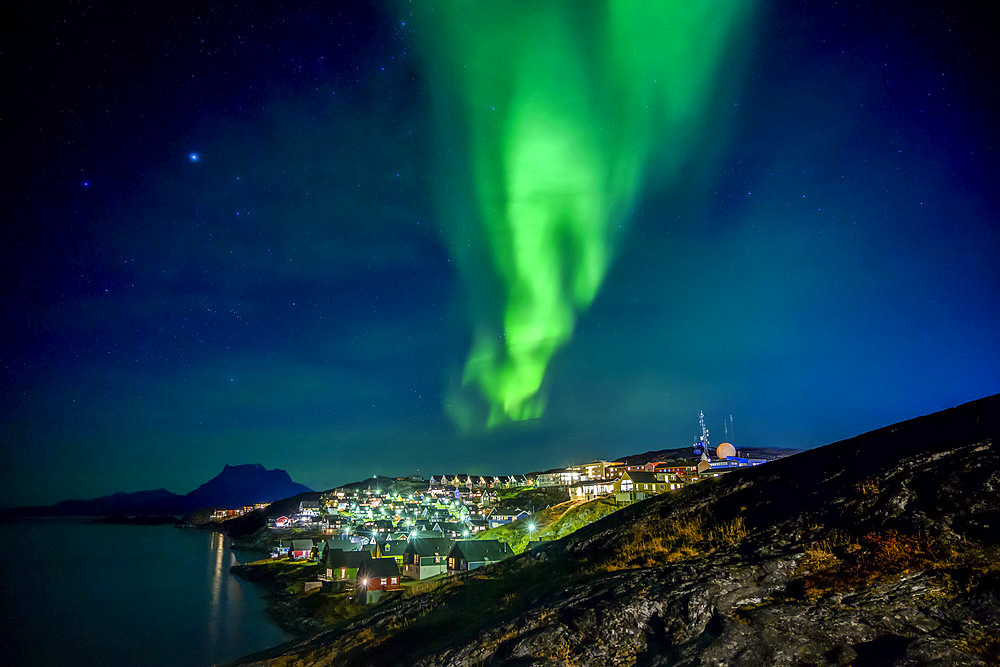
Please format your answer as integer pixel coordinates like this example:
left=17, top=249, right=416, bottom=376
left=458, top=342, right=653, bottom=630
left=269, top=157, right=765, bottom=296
left=377, top=540, right=408, bottom=563
left=371, top=519, right=394, bottom=536
left=298, top=500, right=321, bottom=516
left=322, top=515, right=347, bottom=532
left=290, top=539, right=316, bottom=560
left=357, top=558, right=402, bottom=604
left=488, top=510, right=529, bottom=529
left=410, top=529, right=444, bottom=539
left=446, top=540, right=513, bottom=574
left=401, top=537, right=454, bottom=580
left=480, top=489, right=499, bottom=508
left=324, top=538, right=361, bottom=554
left=468, top=518, right=489, bottom=534
left=568, top=479, right=615, bottom=501
left=270, top=541, right=291, bottom=559
left=613, top=471, right=669, bottom=504
left=325, top=549, right=373, bottom=583
left=272, top=515, right=292, bottom=528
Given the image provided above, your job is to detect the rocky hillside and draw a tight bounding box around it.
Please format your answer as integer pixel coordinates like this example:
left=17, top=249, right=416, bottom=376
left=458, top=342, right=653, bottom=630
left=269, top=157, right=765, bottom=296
left=240, top=394, right=1000, bottom=666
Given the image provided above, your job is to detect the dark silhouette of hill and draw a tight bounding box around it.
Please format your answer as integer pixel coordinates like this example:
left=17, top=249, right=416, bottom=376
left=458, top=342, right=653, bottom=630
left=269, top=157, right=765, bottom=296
left=4, top=464, right=312, bottom=517
left=239, top=393, right=1000, bottom=666
left=615, top=445, right=800, bottom=465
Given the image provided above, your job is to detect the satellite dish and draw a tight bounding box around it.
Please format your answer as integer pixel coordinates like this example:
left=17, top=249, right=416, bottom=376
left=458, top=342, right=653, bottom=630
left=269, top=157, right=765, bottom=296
left=716, top=442, right=736, bottom=459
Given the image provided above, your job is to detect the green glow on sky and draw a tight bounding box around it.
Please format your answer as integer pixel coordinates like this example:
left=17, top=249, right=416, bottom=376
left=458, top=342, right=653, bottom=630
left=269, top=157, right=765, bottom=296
left=415, top=1, right=755, bottom=427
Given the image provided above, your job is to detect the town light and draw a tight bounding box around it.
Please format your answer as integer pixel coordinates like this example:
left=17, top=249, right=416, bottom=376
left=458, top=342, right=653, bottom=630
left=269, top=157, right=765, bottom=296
left=362, top=578, right=368, bottom=587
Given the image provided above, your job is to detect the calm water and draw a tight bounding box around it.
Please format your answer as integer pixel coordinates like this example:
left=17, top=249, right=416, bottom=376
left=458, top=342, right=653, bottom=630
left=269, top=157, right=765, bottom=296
left=0, top=520, right=292, bottom=666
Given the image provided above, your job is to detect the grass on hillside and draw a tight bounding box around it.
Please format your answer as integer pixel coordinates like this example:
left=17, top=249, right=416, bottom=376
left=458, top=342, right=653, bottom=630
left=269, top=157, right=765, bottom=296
left=480, top=497, right=621, bottom=553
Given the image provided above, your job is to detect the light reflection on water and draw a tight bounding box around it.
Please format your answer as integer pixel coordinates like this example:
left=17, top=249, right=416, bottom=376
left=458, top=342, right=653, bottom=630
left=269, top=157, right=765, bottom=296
left=0, top=520, right=291, bottom=666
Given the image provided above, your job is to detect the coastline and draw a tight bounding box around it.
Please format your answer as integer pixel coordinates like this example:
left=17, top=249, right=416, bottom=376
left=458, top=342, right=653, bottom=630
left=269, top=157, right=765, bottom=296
left=229, top=559, right=365, bottom=636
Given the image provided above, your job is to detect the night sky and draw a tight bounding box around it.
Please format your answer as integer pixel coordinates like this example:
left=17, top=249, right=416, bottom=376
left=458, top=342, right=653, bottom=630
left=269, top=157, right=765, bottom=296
left=2, top=1, right=997, bottom=507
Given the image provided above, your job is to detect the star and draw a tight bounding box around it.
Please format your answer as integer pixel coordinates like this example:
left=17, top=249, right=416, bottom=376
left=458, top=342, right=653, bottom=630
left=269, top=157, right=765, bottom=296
left=189, top=152, right=200, bottom=163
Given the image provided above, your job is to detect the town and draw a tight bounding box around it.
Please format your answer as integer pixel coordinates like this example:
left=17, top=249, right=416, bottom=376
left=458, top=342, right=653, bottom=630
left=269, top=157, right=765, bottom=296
left=222, top=423, right=769, bottom=606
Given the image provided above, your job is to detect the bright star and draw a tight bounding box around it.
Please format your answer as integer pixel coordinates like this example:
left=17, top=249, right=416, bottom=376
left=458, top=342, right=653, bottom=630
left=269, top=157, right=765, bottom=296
left=189, top=152, right=200, bottom=163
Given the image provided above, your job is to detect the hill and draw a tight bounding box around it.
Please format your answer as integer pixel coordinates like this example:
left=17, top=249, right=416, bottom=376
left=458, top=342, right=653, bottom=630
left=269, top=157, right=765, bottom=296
left=479, top=496, right=621, bottom=553
left=615, top=445, right=800, bottom=466
left=5, top=464, right=312, bottom=517
left=239, top=393, right=1000, bottom=665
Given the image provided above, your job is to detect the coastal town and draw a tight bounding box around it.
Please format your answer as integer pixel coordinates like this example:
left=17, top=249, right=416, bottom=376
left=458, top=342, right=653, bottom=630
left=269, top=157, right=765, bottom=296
left=220, top=422, right=770, bottom=607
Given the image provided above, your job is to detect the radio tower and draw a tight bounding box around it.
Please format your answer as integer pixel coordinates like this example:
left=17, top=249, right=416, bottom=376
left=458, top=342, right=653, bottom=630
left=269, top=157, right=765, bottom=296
left=693, top=410, right=711, bottom=459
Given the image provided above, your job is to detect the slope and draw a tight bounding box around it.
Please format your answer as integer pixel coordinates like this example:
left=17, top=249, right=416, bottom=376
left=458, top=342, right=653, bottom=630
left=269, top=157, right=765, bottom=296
left=240, top=393, right=1000, bottom=666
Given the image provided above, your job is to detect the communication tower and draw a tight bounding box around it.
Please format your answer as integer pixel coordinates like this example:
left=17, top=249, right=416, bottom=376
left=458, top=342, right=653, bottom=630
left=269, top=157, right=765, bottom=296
left=692, top=410, right=711, bottom=459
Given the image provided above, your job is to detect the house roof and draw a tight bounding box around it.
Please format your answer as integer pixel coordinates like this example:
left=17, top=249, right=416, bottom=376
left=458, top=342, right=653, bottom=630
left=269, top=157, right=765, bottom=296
left=624, top=471, right=660, bottom=484
left=324, top=539, right=361, bottom=552
left=411, top=529, right=444, bottom=539
left=359, top=558, right=400, bottom=579
left=403, top=537, right=455, bottom=556
left=326, top=550, right=372, bottom=568
left=449, top=540, right=513, bottom=563
left=380, top=541, right=407, bottom=557
left=291, top=539, right=315, bottom=551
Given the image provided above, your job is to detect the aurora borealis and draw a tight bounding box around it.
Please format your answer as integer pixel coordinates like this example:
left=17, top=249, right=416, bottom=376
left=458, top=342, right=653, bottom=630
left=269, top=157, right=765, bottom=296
left=414, top=2, right=755, bottom=427
left=2, top=2, right=998, bottom=506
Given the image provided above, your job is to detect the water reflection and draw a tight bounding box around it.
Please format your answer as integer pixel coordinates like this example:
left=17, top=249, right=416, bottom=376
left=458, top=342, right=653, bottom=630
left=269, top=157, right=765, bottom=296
left=205, top=531, right=253, bottom=660
left=0, top=521, right=291, bottom=666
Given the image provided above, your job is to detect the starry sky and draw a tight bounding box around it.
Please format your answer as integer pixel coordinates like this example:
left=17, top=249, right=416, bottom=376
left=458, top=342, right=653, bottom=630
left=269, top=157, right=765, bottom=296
left=2, top=1, right=998, bottom=507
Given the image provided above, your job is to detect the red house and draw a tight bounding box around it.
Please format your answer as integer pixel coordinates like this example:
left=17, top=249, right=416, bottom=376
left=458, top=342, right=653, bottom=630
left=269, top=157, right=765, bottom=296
left=290, top=539, right=315, bottom=560
left=357, top=558, right=402, bottom=604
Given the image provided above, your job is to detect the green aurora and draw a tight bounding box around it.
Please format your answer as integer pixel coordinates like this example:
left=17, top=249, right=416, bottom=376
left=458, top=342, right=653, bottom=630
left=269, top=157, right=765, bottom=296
left=414, top=2, right=757, bottom=428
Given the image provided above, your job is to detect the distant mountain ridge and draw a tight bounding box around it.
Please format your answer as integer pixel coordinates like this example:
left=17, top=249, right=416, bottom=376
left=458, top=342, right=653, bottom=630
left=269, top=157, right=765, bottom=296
left=4, top=464, right=312, bottom=517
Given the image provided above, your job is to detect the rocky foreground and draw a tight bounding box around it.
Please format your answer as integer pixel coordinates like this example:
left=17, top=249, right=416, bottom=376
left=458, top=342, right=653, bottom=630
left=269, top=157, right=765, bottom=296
left=239, top=394, right=1000, bottom=666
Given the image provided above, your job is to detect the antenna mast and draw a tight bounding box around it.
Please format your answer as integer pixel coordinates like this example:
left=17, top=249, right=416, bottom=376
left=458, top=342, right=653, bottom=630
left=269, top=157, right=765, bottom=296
left=693, top=410, right=711, bottom=459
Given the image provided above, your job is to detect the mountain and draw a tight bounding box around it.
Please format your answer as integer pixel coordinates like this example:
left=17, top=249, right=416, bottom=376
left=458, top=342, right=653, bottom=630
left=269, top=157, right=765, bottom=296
left=16, top=488, right=182, bottom=517
left=5, top=464, right=312, bottom=517
left=240, top=393, right=1000, bottom=666
left=183, top=464, right=312, bottom=510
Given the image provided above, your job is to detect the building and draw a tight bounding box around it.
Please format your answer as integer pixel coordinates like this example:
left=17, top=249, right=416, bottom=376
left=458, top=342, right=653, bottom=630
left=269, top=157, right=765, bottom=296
left=488, top=510, right=529, bottom=529
left=446, top=540, right=514, bottom=574
left=568, top=479, right=616, bottom=501
left=377, top=540, right=408, bottom=563
left=535, top=469, right=582, bottom=487
left=357, top=558, right=402, bottom=604
left=401, top=537, right=454, bottom=580
left=324, top=538, right=362, bottom=554
left=571, top=461, right=615, bottom=481
left=613, top=471, right=670, bottom=504
left=289, top=539, right=316, bottom=560
left=298, top=500, right=321, bottom=516
left=325, top=549, right=372, bottom=583
left=697, top=456, right=767, bottom=473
